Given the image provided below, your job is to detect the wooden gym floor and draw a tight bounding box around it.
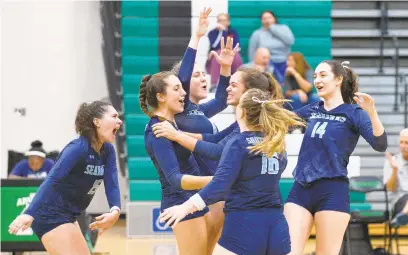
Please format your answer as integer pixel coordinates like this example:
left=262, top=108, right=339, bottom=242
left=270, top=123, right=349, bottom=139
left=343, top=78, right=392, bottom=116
left=5, top=219, right=408, bottom=255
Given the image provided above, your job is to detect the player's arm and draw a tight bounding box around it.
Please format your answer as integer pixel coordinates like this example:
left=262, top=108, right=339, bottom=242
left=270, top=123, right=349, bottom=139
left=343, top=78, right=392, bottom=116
left=24, top=142, right=86, bottom=217
left=202, top=121, right=238, bottom=143
left=103, top=143, right=121, bottom=213
left=192, top=138, right=243, bottom=206
left=199, top=75, right=230, bottom=118
left=354, top=107, right=387, bottom=152
left=158, top=138, right=243, bottom=227
left=151, top=135, right=212, bottom=190
left=152, top=121, right=233, bottom=159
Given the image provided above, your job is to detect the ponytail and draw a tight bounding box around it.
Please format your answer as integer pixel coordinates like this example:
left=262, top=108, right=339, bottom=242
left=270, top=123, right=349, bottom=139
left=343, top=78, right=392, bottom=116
left=253, top=100, right=304, bottom=157
left=240, top=89, right=304, bottom=158
left=341, top=66, right=359, bottom=104
left=139, top=74, right=153, bottom=117
left=262, top=72, right=284, bottom=101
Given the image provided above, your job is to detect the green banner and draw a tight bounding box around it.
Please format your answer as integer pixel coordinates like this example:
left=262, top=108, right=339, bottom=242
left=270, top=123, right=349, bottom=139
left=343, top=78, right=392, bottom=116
left=1, top=186, right=40, bottom=242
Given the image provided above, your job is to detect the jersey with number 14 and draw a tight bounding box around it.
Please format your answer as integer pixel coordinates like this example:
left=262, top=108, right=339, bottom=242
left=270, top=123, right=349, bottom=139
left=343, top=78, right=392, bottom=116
left=293, top=101, right=387, bottom=185
left=25, top=136, right=121, bottom=217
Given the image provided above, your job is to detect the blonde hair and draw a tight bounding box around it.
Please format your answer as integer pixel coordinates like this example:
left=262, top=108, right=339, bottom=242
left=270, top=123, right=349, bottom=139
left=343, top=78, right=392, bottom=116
left=240, top=88, right=305, bottom=157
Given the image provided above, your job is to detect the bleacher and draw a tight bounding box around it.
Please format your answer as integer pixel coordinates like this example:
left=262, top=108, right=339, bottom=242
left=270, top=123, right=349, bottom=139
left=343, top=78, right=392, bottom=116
left=228, top=1, right=332, bottom=67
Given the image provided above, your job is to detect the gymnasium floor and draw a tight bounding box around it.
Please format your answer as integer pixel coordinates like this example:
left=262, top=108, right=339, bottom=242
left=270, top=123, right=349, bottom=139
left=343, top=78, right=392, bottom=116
left=91, top=219, right=408, bottom=255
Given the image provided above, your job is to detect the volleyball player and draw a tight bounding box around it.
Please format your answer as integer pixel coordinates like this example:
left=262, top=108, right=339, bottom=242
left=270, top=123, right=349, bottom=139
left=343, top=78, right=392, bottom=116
left=284, top=60, right=388, bottom=255
left=140, top=69, right=221, bottom=255
left=9, top=101, right=123, bottom=255
left=159, top=88, right=304, bottom=255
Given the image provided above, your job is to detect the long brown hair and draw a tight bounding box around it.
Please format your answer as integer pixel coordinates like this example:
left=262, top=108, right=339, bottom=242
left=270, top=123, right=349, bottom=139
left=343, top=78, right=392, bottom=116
left=75, top=101, right=112, bottom=147
left=240, top=89, right=304, bottom=157
left=289, top=52, right=311, bottom=78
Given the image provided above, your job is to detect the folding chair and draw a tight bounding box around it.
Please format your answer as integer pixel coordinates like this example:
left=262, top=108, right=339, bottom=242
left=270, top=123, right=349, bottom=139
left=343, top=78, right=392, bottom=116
left=344, top=176, right=392, bottom=255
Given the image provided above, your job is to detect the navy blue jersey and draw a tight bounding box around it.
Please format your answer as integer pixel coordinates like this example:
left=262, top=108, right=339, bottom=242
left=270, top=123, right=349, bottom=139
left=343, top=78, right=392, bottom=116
left=25, top=136, right=121, bottom=216
left=174, top=47, right=229, bottom=175
left=145, top=117, right=202, bottom=208
left=294, top=101, right=387, bottom=185
left=198, top=131, right=287, bottom=213
left=194, top=122, right=240, bottom=161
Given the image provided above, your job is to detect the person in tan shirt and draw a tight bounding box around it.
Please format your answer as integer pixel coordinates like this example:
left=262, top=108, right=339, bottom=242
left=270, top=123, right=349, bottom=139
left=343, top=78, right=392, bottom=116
left=383, top=128, right=408, bottom=227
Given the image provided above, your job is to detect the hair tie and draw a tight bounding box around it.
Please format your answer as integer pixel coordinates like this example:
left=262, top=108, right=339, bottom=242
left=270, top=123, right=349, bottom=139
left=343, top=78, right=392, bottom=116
left=252, top=96, right=270, bottom=106
left=341, top=61, right=350, bottom=69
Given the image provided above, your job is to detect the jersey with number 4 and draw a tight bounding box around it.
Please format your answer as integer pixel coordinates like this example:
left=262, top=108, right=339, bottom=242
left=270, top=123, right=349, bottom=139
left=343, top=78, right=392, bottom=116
left=25, top=136, right=121, bottom=217
left=198, top=131, right=288, bottom=213
left=293, top=101, right=387, bottom=185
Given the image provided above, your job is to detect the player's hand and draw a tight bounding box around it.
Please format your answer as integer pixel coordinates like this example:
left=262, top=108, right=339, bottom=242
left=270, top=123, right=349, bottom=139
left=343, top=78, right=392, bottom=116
left=385, top=152, right=399, bottom=170
left=89, top=210, right=120, bottom=236
left=353, top=92, right=376, bottom=115
left=9, top=214, right=34, bottom=235
left=159, top=202, right=196, bottom=229
left=152, top=121, right=179, bottom=141
left=211, top=37, right=240, bottom=67
left=196, top=7, right=212, bottom=38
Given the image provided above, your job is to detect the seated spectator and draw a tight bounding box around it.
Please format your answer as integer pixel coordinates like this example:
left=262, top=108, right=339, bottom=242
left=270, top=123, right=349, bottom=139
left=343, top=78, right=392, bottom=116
left=206, top=13, right=242, bottom=91
left=9, top=140, right=55, bottom=179
left=384, top=128, right=408, bottom=227
left=243, top=48, right=274, bottom=74
left=283, top=52, right=319, bottom=110
left=248, top=10, right=294, bottom=84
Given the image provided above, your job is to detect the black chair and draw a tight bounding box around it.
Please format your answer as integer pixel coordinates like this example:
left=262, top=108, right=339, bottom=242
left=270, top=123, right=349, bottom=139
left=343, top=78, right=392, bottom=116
left=343, top=176, right=392, bottom=255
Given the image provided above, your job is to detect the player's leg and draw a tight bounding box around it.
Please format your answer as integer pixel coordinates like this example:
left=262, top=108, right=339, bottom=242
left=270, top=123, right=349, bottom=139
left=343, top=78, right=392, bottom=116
left=314, top=211, right=350, bottom=255
left=284, top=203, right=313, bottom=255
left=284, top=181, right=314, bottom=255
left=206, top=201, right=225, bottom=254
left=314, top=178, right=350, bottom=255
left=173, top=216, right=208, bottom=255
left=41, top=222, right=91, bottom=255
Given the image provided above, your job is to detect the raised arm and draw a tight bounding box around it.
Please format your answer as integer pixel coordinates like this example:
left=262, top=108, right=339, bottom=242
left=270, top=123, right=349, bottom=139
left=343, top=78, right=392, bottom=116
left=353, top=93, right=387, bottom=152
left=151, top=135, right=212, bottom=190
left=177, top=8, right=212, bottom=109
left=200, top=36, right=239, bottom=118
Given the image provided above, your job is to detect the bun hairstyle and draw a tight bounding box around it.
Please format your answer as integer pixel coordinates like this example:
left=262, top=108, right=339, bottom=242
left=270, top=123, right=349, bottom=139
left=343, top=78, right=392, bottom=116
left=139, top=71, right=174, bottom=117
left=25, top=140, right=46, bottom=158
left=320, top=60, right=359, bottom=104
left=240, top=88, right=304, bottom=157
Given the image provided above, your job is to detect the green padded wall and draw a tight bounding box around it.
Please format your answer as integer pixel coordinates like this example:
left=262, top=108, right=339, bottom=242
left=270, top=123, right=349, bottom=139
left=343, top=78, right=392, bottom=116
left=122, top=1, right=159, bottom=200
left=228, top=0, right=332, bottom=67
